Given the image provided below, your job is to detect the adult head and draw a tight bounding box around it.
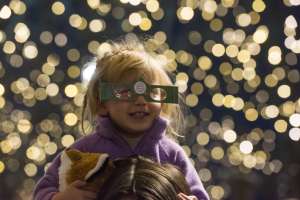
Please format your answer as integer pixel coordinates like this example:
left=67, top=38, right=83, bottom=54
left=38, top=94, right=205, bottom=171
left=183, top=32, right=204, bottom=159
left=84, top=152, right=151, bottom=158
left=98, top=156, right=191, bottom=200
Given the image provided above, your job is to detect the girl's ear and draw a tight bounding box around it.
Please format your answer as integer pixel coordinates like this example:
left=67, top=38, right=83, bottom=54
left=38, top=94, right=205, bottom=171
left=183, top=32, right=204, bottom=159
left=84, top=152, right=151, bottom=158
left=98, top=102, right=109, bottom=116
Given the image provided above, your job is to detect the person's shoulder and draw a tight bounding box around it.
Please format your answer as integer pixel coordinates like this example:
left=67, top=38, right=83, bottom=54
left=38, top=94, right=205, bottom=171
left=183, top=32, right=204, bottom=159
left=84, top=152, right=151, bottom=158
left=70, top=132, right=100, bottom=150
left=158, top=136, right=190, bottom=165
left=159, top=136, right=184, bottom=155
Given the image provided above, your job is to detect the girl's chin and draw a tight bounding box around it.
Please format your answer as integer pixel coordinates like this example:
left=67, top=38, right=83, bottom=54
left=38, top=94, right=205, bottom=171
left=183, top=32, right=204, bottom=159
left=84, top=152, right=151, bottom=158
left=127, top=126, right=149, bottom=134
left=122, top=124, right=152, bottom=136
left=128, top=114, right=150, bottom=120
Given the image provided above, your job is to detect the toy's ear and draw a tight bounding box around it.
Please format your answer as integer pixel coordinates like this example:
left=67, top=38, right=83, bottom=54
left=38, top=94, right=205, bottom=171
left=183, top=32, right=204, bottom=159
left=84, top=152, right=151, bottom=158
left=65, top=149, right=83, bottom=162
left=84, top=153, right=110, bottom=181
left=59, top=149, right=74, bottom=191
left=85, top=157, right=115, bottom=192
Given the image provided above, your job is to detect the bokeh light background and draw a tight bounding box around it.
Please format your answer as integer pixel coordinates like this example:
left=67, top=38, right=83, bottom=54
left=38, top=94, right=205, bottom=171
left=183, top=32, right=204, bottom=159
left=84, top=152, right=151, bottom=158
left=1, top=0, right=300, bottom=199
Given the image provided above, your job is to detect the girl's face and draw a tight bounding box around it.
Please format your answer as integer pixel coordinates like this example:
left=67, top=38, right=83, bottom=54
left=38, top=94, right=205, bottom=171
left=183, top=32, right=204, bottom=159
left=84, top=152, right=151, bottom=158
left=100, top=74, right=162, bottom=137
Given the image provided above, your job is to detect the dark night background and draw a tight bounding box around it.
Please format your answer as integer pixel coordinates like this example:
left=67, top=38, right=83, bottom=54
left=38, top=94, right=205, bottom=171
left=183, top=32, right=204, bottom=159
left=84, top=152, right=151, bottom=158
left=0, top=0, right=300, bottom=199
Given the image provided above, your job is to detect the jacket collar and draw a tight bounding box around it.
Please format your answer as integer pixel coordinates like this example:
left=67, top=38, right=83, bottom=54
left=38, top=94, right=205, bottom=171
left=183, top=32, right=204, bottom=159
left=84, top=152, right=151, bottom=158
left=95, top=116, right=168, bottom=141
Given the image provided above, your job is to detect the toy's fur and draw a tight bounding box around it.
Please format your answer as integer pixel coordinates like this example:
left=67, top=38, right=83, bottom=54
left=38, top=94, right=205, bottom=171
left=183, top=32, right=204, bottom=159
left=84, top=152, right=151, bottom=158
left=58, top=149, right=114, bottom=193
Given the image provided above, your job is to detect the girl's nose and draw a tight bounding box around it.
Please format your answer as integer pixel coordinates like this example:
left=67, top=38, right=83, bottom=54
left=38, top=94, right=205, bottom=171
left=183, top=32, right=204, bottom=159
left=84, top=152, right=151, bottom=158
left=134, top=95, right=147, bottom=105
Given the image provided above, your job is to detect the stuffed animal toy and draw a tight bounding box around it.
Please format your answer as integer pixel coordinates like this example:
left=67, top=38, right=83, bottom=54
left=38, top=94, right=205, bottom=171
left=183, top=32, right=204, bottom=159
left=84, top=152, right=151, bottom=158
left=58, top=148, right=114, bottom=193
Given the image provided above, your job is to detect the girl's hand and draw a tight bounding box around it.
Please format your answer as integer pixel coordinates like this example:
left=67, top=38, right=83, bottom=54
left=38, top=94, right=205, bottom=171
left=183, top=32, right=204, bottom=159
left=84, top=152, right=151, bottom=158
left=177, top=193, right=198, bottom=200
left=52, top=180, right=97, bottom=200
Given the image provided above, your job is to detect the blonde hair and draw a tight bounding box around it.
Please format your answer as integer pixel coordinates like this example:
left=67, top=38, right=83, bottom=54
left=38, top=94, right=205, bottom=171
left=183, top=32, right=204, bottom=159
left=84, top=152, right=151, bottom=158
left=82, top=37, right=186, bottom=137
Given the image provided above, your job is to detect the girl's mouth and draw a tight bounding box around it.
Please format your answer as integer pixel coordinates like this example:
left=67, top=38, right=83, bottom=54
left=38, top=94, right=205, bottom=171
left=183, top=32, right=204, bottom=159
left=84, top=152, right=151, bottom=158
left=129, top=112, right=150, bottom=118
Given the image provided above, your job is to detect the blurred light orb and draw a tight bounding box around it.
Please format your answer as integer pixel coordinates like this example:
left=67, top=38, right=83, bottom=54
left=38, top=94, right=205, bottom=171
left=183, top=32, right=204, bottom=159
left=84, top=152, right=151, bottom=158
left=87, top=0, right=100, bottom=9
left=52, top=1, right=65, bottom=15
left=0, top=161, right=5, bottom=173
left=197, top=132, right=210, bottom=146
left=0, top=5, right=12, bottom=19
left=54, top=33, right=68, bottom=47
left=198, top=56, right=212, bottom=70
left=245, top=108, right=259, bottom=121
left=223, top=94, right=235, bottom=108
left=240, top=140, right=253, bottom=154
left=274, top=119, right=288, bottom=133
left=237, top=13, right=251, bottom=27
left=17, top=119, right=32, bottom=134
left=223, top=28, right=235, bottom=44
left=232, top=97, right=245, bottom=111
left=24, top=163, right=38, bottom=177
left=146, top=0, right=159, bottom=12
left=120, top=0, right=129, bottom=3
left=289, top=113, right=300, bottom=127
left=185, top=94, right=199, bottom=107
left=291, top=40, right=300, bottom=53
left=23, top=43, right=38, bottom=59
left=223, top=129, right=237, bottom=143
left=8, top=134, right=22, bottom=150
left=221, top=0, right=235, bottom=8
left=61, top=134, right=75, bottom=147
left=290, top=0, right=300, bottom=6
left=289, top=128, right=300, bottom=141
left=0, top=30, right=6, bottom=42
left=0, top=97, right=6, bottom=108
left=89, top=19, right=105, bottom=32
left=129, top=0, right=142, bottom=6
left=65, top=84, right=78, bottom=98
left=45, top=142, right=58, bottom=155
left=212, top=43, right=225, bottom=57
left=243, top=154, right=257, bottom=168
left=14, top=23, right=30, bottom=43
left=253, top=25, right=269, bottom=44
left=10, top=0, right=27, bottom=15
left=0, top=83, right=4, bottom=96
left=198, top=168, right=212, bottom=182
left=3, top=41, right=16, bottom=54
left=203, top=0, right=218, bottom=13
left=226, top=44, right=239, bottom=58
left=129, top=12, right=142, bottom=26
left=277, top=85, right=291, bottom=98
left=64, top=113, right=78, bottom=126
left=211, top=185, right=225, bottom=199
left=268, top=46, right=282, bottom=65
left=243, top=68, right=256, bottom=81
left=46, top=83, right=59, bottom=97
left=1, top=140, right=13, bottom=154
left=26, top=146, right=41, bottom=160
left=285, top=36, right=295, bottom=49
left=252, top=0, right=266, bottom=12
left=69, top=14, right=82, bottom=28
left=265, top=105, right=280, bottom=119
left=139, top=18, right=152, bottom=31
left=285, top=15, right=298, bottom=29
left=179, top=7, right=194, bottom=21
left=237, top=50, right=251, bottom=63
left=212, top=93, right=224, bottom=107
left=211, top=146, right=224, bottom=160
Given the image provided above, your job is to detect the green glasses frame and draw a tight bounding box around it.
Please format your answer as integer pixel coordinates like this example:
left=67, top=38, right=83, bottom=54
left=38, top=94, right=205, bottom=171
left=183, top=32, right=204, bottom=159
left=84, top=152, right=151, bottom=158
left=98, top=79, right=178, bottom=104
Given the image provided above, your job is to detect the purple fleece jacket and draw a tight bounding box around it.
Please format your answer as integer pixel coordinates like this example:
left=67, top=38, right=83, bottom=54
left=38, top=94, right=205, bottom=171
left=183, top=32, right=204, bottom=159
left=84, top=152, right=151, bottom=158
left=33, top=116, right=209, bottom=200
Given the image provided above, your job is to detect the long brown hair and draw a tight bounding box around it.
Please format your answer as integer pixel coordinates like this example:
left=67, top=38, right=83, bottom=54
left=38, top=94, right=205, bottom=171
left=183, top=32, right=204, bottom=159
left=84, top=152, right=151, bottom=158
left=98, top=156, right=191, bottom=200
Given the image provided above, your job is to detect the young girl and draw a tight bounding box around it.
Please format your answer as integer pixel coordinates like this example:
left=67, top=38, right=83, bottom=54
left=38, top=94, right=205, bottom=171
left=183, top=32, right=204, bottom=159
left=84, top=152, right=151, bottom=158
left=33, top=37, right=209, bottom=200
